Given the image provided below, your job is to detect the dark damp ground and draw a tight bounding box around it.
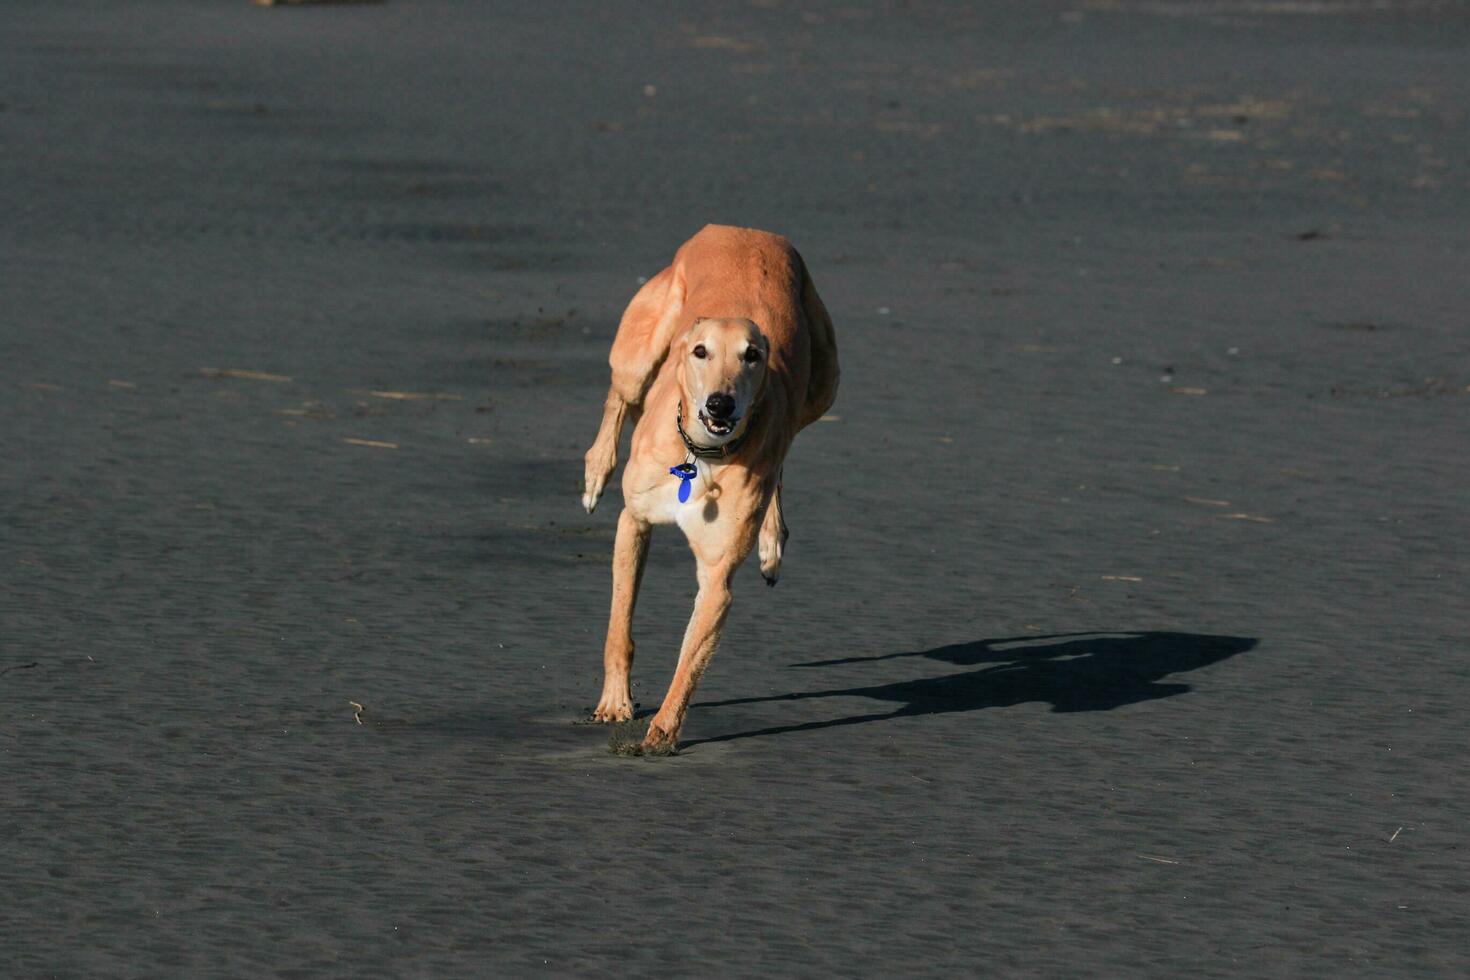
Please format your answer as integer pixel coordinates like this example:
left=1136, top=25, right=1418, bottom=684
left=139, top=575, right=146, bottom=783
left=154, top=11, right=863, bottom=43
left=3, top=1, right=1469, bottom=975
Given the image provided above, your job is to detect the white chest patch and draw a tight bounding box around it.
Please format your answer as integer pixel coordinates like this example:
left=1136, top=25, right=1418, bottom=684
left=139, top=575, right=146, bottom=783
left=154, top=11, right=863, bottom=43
left=638, top=462, right=712, bottom=527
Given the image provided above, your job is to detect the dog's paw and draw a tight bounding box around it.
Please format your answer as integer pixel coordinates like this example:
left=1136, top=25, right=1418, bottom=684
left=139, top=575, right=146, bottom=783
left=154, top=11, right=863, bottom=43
left=590, top=704, right=633, bottom=724
left=639, top=721, right=680, bottom=756
left=758, top=525, right=785, bottom=584
left=582, top=451, right=614, bottom=514
left=758, top=549, right=782, bottom=586
left=580, top=470, right=604, bottom=515
left=590, top=693, right=633, bottom=724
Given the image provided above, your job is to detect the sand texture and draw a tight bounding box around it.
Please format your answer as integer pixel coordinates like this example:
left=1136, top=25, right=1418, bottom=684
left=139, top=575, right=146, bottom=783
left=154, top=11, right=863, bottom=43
left=3, top=0, right=1468, bottom=975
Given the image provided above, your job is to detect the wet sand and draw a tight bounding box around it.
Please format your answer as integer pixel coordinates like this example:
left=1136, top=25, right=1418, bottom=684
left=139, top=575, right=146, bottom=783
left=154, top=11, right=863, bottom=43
left=3, top=1, right=1468, bottom=975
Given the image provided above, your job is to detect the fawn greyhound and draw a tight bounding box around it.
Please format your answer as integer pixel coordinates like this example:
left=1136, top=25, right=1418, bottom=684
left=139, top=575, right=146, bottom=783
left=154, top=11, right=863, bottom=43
left=581, top=224, right=839, bottom=753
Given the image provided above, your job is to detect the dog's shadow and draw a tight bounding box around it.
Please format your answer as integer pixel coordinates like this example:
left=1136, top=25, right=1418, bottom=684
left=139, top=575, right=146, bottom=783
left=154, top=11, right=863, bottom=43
left=689, top=631, right=1256, bottom=746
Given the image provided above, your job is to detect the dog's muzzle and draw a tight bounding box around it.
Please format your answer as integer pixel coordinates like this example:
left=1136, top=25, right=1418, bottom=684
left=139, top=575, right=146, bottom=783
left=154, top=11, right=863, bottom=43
left=700, top=393, right=738, bottom=436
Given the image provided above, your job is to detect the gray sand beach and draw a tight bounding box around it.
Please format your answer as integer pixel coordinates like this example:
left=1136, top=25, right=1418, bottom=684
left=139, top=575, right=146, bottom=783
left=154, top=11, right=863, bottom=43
left=3, top=1, right=1468, bottom=975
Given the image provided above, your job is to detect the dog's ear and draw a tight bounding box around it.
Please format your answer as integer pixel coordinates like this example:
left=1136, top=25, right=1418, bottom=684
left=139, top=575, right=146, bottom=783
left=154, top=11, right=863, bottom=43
left=752, top=327, right=771, bottom=359
left=745, top=319, right=767, bottom=350
left=674, top=342, right=688, bottom=394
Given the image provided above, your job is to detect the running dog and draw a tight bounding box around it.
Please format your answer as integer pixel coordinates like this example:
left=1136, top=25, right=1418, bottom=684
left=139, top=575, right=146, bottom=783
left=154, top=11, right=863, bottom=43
left=581, top=224, right=839, bottom=753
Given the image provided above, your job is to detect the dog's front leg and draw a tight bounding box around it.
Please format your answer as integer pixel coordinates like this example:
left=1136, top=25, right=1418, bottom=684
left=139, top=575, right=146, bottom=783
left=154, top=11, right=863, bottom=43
left=641, top=567, right=735, bottom=752
left=592, top=508, right=650, bottom=722
left=641, top=521, right=757, bottom=752
left=582, top=386, right=629, bottom=514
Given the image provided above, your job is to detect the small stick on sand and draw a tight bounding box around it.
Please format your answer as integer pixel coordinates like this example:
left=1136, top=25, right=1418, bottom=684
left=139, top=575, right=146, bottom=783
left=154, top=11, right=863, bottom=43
left=348, top=701, right=364, bottom=725
left=343, top=438, right=398, bottom=450
left=255, top=0, right=383, bottom=6
left=365, top=390, right=463, bottom=401
left=201, top=368, right=292, bottom=382
left=1389, top=826, right=1403, bottom=843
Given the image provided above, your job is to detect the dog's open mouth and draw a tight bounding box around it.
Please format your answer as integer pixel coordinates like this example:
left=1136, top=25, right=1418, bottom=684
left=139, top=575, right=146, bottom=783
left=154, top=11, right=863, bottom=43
left=698, top=410, right=737, bottom=438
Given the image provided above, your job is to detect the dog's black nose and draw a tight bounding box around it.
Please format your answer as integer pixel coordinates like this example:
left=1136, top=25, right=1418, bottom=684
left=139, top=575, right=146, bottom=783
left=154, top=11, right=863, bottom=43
left=705, top=393, right=735, bottom=420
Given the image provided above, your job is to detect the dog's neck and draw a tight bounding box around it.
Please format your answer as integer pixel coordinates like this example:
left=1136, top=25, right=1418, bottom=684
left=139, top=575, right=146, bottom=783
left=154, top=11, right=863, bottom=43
left=676, top=400, right=754, bottom=460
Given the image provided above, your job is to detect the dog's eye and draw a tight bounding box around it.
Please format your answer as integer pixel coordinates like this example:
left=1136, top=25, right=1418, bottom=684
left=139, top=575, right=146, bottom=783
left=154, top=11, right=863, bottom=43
left=692, top=344, right=707, bottom=359
left=743, top=347, right=762, bottom=364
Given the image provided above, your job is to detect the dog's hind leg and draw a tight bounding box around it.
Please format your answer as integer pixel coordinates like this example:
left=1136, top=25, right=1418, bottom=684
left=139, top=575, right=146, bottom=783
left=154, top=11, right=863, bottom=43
left=582, top=386, right=630, bottom=514
left=758, top=474, right=788, bottom=586
left=582, top=266, right=684, bottom=514
left=795, top=254, right=840, bottom=430
left=593, top=508, right=652, bottom=722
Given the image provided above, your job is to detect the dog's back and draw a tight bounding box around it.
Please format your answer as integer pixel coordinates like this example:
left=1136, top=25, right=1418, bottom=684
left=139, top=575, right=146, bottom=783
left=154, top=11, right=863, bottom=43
left=608, top=224, right=837, bottom=430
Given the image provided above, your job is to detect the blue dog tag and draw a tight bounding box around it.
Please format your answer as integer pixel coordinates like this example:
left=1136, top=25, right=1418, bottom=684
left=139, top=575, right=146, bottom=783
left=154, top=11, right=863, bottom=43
left=669, top=463, right=697, bottom=503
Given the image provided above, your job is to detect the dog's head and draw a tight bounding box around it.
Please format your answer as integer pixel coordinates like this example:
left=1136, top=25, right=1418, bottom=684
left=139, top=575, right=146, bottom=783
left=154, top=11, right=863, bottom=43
left=678, top=317, right=767, bottom=444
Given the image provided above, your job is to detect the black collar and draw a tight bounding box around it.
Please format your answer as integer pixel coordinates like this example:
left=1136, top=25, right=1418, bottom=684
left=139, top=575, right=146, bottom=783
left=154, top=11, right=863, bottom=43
left=677, top=400, right=753, bottom=460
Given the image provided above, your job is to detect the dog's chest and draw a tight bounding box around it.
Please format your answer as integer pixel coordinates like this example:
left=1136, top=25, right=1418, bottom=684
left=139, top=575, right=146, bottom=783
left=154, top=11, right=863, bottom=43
left=635, top=464, right=713, bottom=528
